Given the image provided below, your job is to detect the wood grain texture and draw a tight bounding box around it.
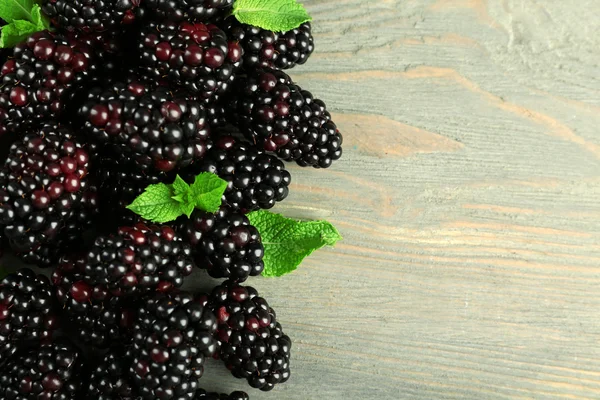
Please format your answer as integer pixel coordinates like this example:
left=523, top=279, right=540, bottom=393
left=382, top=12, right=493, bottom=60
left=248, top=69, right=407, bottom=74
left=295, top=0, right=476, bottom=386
left=198, top=1, right=600, bottom=398
left=3, top=0, right=600, bottom=398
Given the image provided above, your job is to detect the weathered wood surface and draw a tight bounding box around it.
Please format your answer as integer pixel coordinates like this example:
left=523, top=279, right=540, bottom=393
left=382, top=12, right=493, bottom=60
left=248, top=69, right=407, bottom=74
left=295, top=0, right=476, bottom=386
left=3, top=0, right=600, bottom=398
left=201, top=0, right=600, bottom=398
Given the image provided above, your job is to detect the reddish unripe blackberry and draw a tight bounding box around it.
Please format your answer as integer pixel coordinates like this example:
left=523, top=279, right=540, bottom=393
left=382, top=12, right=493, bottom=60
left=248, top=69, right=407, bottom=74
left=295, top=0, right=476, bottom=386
left=42, top=0, right=144, bottom=33
left=127, top=291, right=218, bottom=399
left=144, top=0, right=233, bottom=22
left=138, top=20, right=242, bottom=102
left=0, top=269, right=58, bottom=363
left=84, top=349, right=138, bottom=399
left=176, top=207, right=264, bottom=281
left=229, top=68, right=343, bottom=168
left=0, top=31, right=96, bottom=133
left=0, top=123, right=92, bottom=265
left=223, top=20, right=314, bottom=70
left=210, top=282, right=292, bottom=392
left=195, top=388, right=250, bottom=400
left=78, top=79, right=212, bottom=173
left=84, top=223, right=194, bottom=297
left=53, top=255, right=137, bottom=348
left=182, top=135, right=291, bottom=212
left=0, top=341, right=82, bottom=398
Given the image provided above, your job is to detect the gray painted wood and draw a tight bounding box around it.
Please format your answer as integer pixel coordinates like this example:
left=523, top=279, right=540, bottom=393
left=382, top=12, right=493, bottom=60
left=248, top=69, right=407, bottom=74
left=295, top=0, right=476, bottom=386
left=3, top=0, right=600, bottom=398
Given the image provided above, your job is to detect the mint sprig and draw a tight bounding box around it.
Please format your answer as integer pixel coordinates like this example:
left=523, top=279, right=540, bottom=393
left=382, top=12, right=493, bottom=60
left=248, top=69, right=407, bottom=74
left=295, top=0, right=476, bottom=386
left=0, top=0, right=50, bottom=49
left=127, top=173, right=228, bottom=223
left=247, top=210, right=342, bottom=277
left=232, top=0, right=312, bottom=33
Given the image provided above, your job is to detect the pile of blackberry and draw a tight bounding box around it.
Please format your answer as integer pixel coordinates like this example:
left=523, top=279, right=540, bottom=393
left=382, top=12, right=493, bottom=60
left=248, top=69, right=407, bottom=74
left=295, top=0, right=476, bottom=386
left=0, top=0, right=341, bottom=396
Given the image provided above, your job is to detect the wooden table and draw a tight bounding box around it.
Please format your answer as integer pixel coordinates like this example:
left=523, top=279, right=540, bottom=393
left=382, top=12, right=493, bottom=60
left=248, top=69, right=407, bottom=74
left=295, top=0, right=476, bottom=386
left=201, top=1, right=600, bottom=398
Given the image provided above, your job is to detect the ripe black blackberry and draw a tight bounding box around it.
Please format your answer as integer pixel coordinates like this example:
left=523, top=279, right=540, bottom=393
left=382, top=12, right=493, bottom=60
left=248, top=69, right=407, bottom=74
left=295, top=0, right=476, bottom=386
left=144, top=0, right=233, bottom=22
left=182, top=135, right=291, bottom=212
left=78, top=79, right=212, bottom=173
left=138, top=20, right=242, bottom=102
left=210, top=282, right=292, bottom=391
left=223, top=20, right=314, bottom=70
left=0, top=31, right=97, bottom=133
left=53, top=255, right=137, bottom=348
left=84, top=349, right=138, bottom=399
left=0, top=269, right=58, bottom=363
left=176, top=206, right=264, bottom=281
left=229, top=68, right=343, bottom=168
left=0, top=341, right=83, bottom=398
left=42, top=0, right=144, bottom=33
left=195, top=388, right=250, bottom=400
left=127, top=291, right=218, bottom=399
left=84, top=223, right=194, bottom=296
left=0, top=123, right=92, bottom=266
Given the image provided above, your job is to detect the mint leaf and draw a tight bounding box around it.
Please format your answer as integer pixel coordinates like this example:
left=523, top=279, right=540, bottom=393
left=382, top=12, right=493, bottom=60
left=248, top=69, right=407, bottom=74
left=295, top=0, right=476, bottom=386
left=126, top=183, right=184, bottom=223
left=189, top=173, right=228, bottom=213
left=0, top=19, right=37, bottom=48
left=247, top=210, right=342, bottom=277
left=171, top=175, right=190, bottom=202
left=0, top=0, right=36, bottom=24
left=233, top=0, right=312, bottom=32
left=0, top=4, right=49, bottom=49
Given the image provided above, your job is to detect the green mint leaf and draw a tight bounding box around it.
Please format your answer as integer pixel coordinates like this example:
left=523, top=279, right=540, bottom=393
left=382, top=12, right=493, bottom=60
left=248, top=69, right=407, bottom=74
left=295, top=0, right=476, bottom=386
left=30, top=4, right=50, bottom=30
left=126, top=183, right=184, bottom=223
left=233, top=0, right=312, bottom=32
left=189, top=173, right=228, bottom=213
left=0, top=0, right=36, bottom=24
left=0, top=19, right=37, bottom=48
left=171, top=175, right=190, bottom=198
left=247, top=210, right=342, bottom=277
left=180, top=202, right=196, bottom=218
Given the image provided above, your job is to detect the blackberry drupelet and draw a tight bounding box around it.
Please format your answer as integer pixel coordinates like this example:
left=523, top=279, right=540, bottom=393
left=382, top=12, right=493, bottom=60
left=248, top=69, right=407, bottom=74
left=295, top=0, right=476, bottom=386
left=138, top=20, right=242, bottom=102
left=176, top=206, right=264, bottom=281
left=0, top=31, right=96, bottom=133
left=0, top=269, right=58, bottom=363
left=195, top=388, right=250, bottom=400
left=209, top=282, right=292, bottom=391
left=229, top=68, right=343, bottom=168
left=84, top=223, right=194, bottom=296
left=84, top=349, right=138, bottom=399
left=42, top=0, right=144, bottom=33
left=53, top=256, right=136, bottom=348
left=182, top=135, right=291, bottom=212
left=0, top=341, right=83, bottom=398
left=127, top=291, right=218, bottom=399
left=0, top=123, right=92, bottom=266
left=78, top=79, right=212, bottom=173
left=223, top=20, right=314, bottom=70
left=144, top=0, right=234, bottom=22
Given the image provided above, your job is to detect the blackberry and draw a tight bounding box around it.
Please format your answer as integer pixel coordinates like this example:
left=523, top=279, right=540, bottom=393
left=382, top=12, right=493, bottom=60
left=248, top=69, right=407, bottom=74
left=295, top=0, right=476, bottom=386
left=78, top=79, right=212, bottom=173
left=0, top=341, right=83, bottom=398
left=138, top=20, right=242, bottom=102
left=176, top=206, right=264, bottom=281
left=182, top=135, right=291, bottom=212
left=0, top=31, right=96, bottom=133
left=195, top=388, right=250, bottom=400
left=229, top=68, right=343, bottom=168
left=127, top=291, right=218, bottom=399
left=84, top=349, right=138, bottom=399
left=0, top=269, right=58, bottom=363
left=0, top=123, right=92, bottom=266
left=210, top=282, right=291, bottom=391
left=223, top=20, right=314, bottom=70
left=83, top=223, right=194, bottom=296
left=53, top=256, right=136, bottom=348
left=144, top=0, right=234, bottom=22
left=42, top=0, right=144, bottom=33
